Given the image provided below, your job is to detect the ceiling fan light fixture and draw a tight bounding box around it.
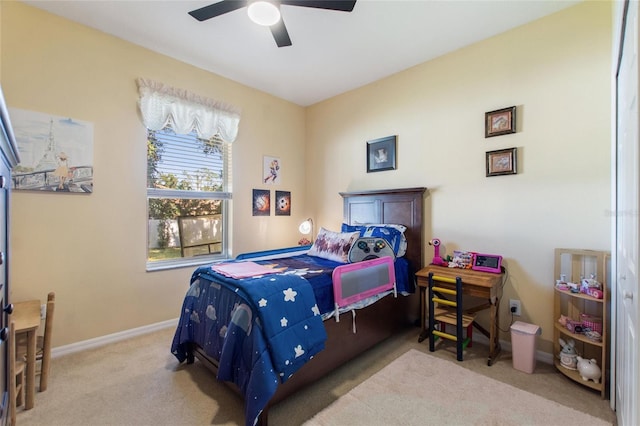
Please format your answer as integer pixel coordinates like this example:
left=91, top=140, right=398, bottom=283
left=247, top=1, right=281, bottom=26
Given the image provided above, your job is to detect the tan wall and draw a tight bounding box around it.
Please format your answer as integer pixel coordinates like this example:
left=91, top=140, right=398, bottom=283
left=1, top=2, right=307, bottom=346
left=2, top=1, right=612, bottom=355
left=305, top=1, right=612, bottom=354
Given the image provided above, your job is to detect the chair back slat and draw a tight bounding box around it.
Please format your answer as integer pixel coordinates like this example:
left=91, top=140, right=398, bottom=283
left=40, top=292, right=55, bottom=391
left=427, top=272, right=476, bottom=361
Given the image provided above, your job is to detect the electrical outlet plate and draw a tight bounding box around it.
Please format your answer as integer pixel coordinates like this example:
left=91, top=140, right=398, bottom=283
left=509, top=299, right=521, bottom=316
left=40, top=304, right=46, bottom=320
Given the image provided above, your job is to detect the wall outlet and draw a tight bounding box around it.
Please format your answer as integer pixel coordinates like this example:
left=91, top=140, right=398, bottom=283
left=509, top=299, right=521, bottom=316
left=40, top=304, right=46, bottom=320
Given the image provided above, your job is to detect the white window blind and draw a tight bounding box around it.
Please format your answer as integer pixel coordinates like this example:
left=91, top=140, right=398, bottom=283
left=138, top=79, right=236, bottom=270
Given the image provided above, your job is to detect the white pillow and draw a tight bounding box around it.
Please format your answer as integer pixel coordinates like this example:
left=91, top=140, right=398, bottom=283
left=308, top=227, right=360, bottom=263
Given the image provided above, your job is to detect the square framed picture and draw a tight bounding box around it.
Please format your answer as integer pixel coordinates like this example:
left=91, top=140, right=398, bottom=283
left=10, top=108, right=94, bottom=193
left=486, top=147, right=517, bottom=177
left=485, top=106, right=516, bottom=138
left=367, top=135, right=397, bottom=173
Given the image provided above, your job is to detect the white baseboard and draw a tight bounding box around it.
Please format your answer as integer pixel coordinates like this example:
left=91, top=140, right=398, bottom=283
left=52, top=318, right=556, bottom=366
left=51, top=318, right=178, bottom=358
left=473, top=332, right=555, bottom=365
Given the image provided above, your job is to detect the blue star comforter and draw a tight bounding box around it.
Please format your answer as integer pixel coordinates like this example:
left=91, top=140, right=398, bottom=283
left=171, top=251, right=412, bottom=426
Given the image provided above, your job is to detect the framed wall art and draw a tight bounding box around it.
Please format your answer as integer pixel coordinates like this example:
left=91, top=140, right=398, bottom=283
left=367, top=135, right=397, bottom=173
left=485, top=106, right=516, bottom=138
left=275, top=190, right=291, bottom=216
left=486, top=147, right=517, bottom=177
left=252, top=189, right=270, bottom=216
left=9, top=107, right=94, bottom=193
left=263, top=155, right=280, bottom=184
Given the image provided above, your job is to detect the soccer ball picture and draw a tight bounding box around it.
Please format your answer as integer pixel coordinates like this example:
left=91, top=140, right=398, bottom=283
left=278, top=197, right=289, bottom=211
left=275, top=191, right=291, bottom=216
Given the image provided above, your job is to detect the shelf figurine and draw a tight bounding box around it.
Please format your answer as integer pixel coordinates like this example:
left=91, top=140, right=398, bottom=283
left=580, top=274, right=602, bottom=295
left=558, top=338, right=578, bottom=370
left=576, top=357, right=601, bottom=383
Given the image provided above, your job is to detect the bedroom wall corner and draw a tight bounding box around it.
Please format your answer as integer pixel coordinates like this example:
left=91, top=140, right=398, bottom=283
left=304, top=1, right=612, bottom=356
left=1, top=2, right=307, bottom=347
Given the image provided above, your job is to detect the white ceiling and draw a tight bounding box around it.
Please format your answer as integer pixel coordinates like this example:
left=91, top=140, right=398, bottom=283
left=22, top=0, right=580, bottom=106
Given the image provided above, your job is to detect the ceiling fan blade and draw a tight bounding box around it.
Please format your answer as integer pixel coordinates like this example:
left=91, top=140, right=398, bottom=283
left=270, top=18, right=292, bottom=47
left=280, top=0, right=356, bottom=12
left=188, top=0, right=248, bottom=21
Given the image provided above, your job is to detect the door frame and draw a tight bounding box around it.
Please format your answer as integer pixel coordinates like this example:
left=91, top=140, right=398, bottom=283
left=613, top=0, right=640, bottom=422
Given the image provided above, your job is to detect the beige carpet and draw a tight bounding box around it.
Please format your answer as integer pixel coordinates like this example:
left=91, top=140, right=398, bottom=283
left=16, top=327, right=616, bottom=426
left=304, top=349, right=611, bottom=426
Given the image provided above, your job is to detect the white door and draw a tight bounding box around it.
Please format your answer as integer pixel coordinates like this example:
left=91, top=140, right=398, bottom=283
left=615, top=1, right=640, bottom=425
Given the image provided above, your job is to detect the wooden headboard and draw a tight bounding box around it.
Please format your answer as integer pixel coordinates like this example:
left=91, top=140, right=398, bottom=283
left=340, top=187, right=427, bottom=273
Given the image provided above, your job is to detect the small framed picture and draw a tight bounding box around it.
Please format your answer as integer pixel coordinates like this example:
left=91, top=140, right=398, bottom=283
left=263, top=156, right=280, bottom=184
left=486, top=147, right=517, bottom=177
left=485, top=106, right=516, bottom=138
left=275, top=190, right=291, bottom=216
left=252, top=189, right=270, bottom=216
left=367, top=135, right=397, bottom=173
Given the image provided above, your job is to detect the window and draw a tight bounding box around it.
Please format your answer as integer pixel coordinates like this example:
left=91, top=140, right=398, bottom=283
left=136, top=78, right=240, bottom=270
left=146, top=127, right=232, bottom=270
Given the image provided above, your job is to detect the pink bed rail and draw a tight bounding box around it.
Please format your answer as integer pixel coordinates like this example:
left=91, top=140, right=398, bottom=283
left=332, top=255, right=396, bottom=309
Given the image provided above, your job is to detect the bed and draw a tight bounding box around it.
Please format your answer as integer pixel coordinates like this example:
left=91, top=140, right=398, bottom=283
left=171, top=187, right=426, bottom=425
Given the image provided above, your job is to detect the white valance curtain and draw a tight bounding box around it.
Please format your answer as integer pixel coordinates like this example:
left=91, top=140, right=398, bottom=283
left=137, top=78, right=241, bottom=142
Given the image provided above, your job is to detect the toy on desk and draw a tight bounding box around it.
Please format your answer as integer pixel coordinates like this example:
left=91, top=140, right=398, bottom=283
left=448, top=250, right=474, bottom=269
left=429, top=241, right=503, bottom=273
left=576, top=356, right=601, bottom=383
left=471, top=252, right=503, bottom=273
left=429, top=238, right=447, bottom=266
left=558, top=338, right=578, bottom=370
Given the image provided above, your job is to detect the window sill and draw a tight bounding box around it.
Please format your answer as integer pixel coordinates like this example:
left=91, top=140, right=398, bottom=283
left=146, top=255, right=229, bottom=272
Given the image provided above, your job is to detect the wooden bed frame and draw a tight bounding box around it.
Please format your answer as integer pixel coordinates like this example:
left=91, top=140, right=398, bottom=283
left=190, top=187, right=427, bottom=425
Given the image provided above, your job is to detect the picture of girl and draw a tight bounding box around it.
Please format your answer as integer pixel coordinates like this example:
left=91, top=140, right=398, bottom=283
left=54, top=152, right=69, bottom=190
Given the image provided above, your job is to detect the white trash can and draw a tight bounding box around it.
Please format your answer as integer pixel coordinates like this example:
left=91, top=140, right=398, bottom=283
left=510, top=321, right=542, bottom=374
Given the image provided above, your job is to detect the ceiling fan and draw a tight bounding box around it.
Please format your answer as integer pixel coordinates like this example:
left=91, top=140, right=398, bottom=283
left=188, top=0, right=357, bottom=48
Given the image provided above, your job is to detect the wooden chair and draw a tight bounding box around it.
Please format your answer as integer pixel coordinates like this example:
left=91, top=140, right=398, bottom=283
left=17, top=292, right=55, bottom=392
left=39, top=292, right=55, bottom=391
left=428, top=273, right=475, bottom=361
left=9, top=321, right=26, bottom=426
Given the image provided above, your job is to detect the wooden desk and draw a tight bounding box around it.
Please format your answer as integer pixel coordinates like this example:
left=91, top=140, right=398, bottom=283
left=13, top=300, right=40, bottom=410
left=416, top=265, right=504, bottom=366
